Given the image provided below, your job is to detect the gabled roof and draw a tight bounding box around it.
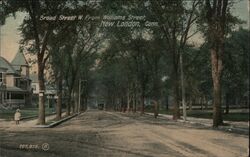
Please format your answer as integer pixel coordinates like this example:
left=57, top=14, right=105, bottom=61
left=0, top=56, right=17, bottom=74
left=11, top=50, right=28, bottom=66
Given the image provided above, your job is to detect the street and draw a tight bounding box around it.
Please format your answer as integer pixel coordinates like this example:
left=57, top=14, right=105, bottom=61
left=0, top=110, right=248, bottom=157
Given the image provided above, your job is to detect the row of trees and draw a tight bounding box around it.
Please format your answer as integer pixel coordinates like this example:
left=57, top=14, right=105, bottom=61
left=1, top=0, right=248, bottom=127
left=1, top=0, right=101, bottom=124
left=96, top=0, right=248, bottom=127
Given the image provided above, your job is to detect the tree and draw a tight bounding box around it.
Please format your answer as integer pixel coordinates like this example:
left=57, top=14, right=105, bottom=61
left=149, top=0, right=201, bottom=119
left=19, top=0, right=67, bottom=125
left=2, top=0, right=99, bottom=124
left=222, top=28, right=249, bottom=114
left=49, top=33, right=68, bottom=120
left=203, top=0, right=230, bottom=127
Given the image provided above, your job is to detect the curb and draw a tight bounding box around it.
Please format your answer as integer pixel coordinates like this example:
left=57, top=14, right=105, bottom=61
left=217, top=126, right=249, bottom=135
left=33, top=113, right=81, bottom=128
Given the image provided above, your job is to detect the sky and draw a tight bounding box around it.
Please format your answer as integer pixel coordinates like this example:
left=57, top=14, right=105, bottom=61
left=0, top=12, right=27, bottom=61
left=0, top=0, right=249, bottom=62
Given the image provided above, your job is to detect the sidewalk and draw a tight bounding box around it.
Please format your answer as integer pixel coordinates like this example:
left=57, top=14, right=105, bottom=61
left=0, top=112, right=66, bottom=131
left=146, top=112, right=249, bottom=135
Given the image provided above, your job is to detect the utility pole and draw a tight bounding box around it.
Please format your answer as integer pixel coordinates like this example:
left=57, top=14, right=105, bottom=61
left=180, top=51, right=187, bottom=121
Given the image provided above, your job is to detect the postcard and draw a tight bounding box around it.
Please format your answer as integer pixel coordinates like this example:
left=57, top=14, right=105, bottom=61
left=0, top=0, right=249, bottom=157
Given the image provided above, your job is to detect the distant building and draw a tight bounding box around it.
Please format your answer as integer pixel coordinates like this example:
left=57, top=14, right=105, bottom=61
left=0, top=50, right=32, bottom=109
left=30, top=73, right=39, bottom=95
left=29, top=72, right=57, bottom=108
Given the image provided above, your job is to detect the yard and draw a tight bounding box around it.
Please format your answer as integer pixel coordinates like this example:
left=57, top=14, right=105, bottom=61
left=0, top=107, right=55, bottom=120
left=145, top=108, right=249, bottom=122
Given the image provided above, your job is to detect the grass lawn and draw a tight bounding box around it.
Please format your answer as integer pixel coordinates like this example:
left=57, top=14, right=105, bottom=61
left=187, top=110, right=249, bottom=122
left=222, top=113, right=249, bottom=122
left=0, top=108, right=55, bottom=121
left=145, top=109, right=249, bottom=122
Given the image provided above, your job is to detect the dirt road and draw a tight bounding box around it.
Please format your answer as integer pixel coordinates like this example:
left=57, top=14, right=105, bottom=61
left=0, top=110, right=248, bottom=157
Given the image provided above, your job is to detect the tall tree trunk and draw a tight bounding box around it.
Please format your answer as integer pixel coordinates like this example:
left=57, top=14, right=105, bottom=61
left=73, top=91, right=76, bottom=113
left=172, top=69, right=180, bottom=120
left=189, top=99, right=193, bottom=111
left=134, top=89, right=139, bottom=112
left=66, top=93, right=71, bottom=116
left=153, top=100, right=159, bottom=118
left=75, top=85, right=79, bottom=113
left=206, top=0, right=228, bottom=127
left=171, top=40, right=180, bottom=120
left=56, top=74, right=62, bottom=120
left=37, top=62, right=45, bottom=125
left=133, top=83, right=137, bottom=113
left=165, top=95, right=169, bottom=111
left=211, top=48, right=223, bottom=127
left=140, top=90, right=145, bottom=115
left=127, top=87, right=130, bottom=112
left=225, top=93, right=229, bottom=114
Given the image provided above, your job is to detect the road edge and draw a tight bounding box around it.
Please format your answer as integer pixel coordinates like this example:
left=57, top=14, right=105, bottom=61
left=33, top=112, right=81, bottom=128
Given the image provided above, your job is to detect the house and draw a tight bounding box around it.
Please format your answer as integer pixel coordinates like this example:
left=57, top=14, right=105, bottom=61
left=0, top=50, right=32, bottom=109
left=30, top=73, right=39, bottom=95
left=29, top=72, right=58, bottom=108
left=0, top=66, right=7, bottom=106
